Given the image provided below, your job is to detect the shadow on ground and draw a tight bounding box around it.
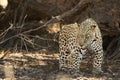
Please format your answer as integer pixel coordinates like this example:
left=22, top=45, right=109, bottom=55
left=0, top=52, right=119, bottom=80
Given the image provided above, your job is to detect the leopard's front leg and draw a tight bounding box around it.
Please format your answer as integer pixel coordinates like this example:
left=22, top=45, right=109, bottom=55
left=88, top=41, right=104, bottom=74
left=67, top=47, right=83, bottom=75
left=93, top=51, right=103, bottom=74
left=59, top=51, right=68, bottom=71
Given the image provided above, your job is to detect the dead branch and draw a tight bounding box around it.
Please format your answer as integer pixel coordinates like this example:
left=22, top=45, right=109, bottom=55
left=0, top=50, right=10, bottom=60
left=0, top=24, right=13, bottom=39
left=23, top=0, right=94, bottom=34
left=0, top=0, right=94, bottom=51
left=13, top=0, right=29, bottom=26
left=19, top=34, right=53, bottom=49
left=57, top=0, right=93, bottom=19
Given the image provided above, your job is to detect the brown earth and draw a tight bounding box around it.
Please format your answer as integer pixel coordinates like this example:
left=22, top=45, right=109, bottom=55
left=0, top=51, right=119, bottom=80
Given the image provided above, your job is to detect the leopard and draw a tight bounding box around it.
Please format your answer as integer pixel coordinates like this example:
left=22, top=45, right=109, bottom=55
left=59, top=18, right=104, bottom=75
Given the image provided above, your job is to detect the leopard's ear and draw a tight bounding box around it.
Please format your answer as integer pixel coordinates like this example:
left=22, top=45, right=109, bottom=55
left=91, top=25, right=96, bottom=30
left=74, top=22, right=78, bottom=27
left=92, top=25, right=96, bottom=28
left=75, top=22, right=77, bottom=24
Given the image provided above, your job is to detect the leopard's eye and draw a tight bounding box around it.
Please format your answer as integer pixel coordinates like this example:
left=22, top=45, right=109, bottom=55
left=91, top=25, right=96, bottom=30
left=87, top=35, right=90, bottom=37
left=92, top=25, right=96, bottom=28
left=84, top=35, right=90, bottom=41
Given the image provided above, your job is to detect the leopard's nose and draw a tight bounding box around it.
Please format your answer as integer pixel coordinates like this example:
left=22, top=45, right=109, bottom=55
left=80, top=44, right=83, bottom=47
left=80, top=44, right=82, bottom=46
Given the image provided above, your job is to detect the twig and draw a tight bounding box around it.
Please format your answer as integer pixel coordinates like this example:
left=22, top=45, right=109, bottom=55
left=13, top=0, right=29, bottom=26
left=0, top=23, right=13, bottom=39
left=20, top=34, right=50, bottom=49
left=0, top=33, right=20, bottom=45
left=0, top=0, right=94, bottom=50
left=13, top=0, right=23, bottom=25
left=26, top=34, right=58, bottom=42
left=18, top=0, right=29, bottom=26
left=20, top=35, right=29, bottom=52
left=107, top=66, right=116, bottom=76
left=0, top=50, right=10, bottom=60
left=21, top=34, right=35, bottom=48
left=23, top=0, right=94, bottom=34
left=57, top=0, right=93, bottom=19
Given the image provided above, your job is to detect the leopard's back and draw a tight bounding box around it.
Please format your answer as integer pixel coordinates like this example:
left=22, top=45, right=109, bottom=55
left=59, top=23, right=82, bottom=74
left=59, top=23, right=80, bottom=49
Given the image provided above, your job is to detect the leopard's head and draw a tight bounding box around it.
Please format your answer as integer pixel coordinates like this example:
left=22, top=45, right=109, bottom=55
left=78, top=18, right=98, bottom=49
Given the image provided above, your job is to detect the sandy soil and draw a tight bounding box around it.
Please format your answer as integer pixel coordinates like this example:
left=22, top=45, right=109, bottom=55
left=0, top=51, right=119, bottom=80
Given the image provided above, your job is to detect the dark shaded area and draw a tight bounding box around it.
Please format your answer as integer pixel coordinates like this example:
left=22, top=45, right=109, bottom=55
left=0, top=0, right=120, bottom=52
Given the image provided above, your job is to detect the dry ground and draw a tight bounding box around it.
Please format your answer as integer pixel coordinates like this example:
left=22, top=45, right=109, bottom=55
left=0, top=50, right=119, bottom=80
